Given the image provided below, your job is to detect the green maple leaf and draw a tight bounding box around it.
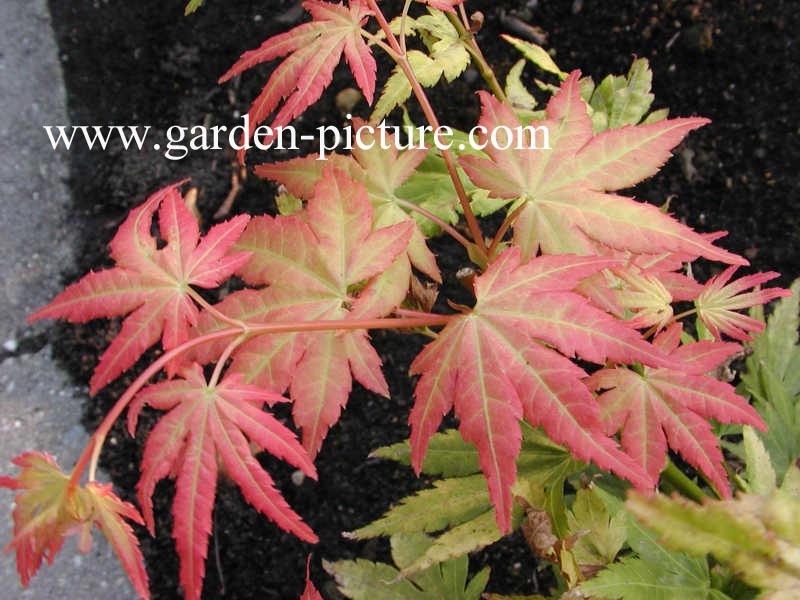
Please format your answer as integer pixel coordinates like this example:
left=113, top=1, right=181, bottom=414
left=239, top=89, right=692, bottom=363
left=579, top=511, right=712, bottom=600
left=325, top=533, right=489, bottom=600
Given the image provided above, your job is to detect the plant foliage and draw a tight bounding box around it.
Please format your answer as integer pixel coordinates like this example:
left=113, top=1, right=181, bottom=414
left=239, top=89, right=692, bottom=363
left=3, top=1, right=792, bottom=598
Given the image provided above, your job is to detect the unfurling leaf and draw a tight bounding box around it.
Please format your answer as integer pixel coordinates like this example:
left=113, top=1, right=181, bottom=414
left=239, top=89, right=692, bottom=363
left=695, top=266, right=791, bottom=341
left=0, top=452, right=149, bottom=599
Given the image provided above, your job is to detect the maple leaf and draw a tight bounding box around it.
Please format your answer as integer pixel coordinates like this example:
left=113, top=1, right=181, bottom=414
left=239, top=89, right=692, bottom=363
left=255, top=118, right=440, bottom=281
left=194, top=168, right=413, bottom=457
left=695, top=266, right=791, bottom=341
left=300, top=556, right=324, bottom=600
left=586, top=323, right=767, bottom=496
left=371, top=10, right=471, bottom=122
left=326, top=533, right=490, bottom=599
left=219, top=0, right=376, bottom=159
left=418, top=0, right=465, bottom=12
left=81, top=482, right=150, bottom=600
left=458, top=72, right=746, bottom=265
left=0, top=452, right=149, bottom=599
left=409, top=247, right=674, bottom=532
left=28, top=182, right=251, bottom=394
left=626, top=488, right=800, bottom=598
left=129, top=363, right=318, bottom=600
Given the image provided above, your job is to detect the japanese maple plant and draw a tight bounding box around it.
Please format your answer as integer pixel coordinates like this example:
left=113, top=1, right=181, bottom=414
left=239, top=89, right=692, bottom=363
left=2, top=1, right=791, bottom=598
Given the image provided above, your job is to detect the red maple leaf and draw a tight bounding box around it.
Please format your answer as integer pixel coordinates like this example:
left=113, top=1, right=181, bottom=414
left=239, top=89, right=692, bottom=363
left=409, top=248, right=674, bottom=532
left=0, top=452, right=149, bottom=599
left=695, top=266, right=791, bottom=341
left=219, top=0, right=376, bottom=159
left=28, top=182, right=251, bottom=394
left=421, top=0, right=465, bottom=11
left=190, top=168, right=413, bottom=457
left=459, top=72, right=746, bottom=265
left=255, top=118, right=440, bottom=281
left=300, top=556, right=323, bottom=600
left=586, top=322, right=766, bottom=497
left=129, top=364, right=318, bottom=600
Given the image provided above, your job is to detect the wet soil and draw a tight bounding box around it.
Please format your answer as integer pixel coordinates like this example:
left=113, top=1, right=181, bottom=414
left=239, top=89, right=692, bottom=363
left=44, top=0, right=799, bottom=598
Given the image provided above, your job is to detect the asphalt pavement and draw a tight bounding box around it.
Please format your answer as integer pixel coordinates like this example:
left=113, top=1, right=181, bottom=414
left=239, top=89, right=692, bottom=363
left=0, top=1, right=137, bottom=597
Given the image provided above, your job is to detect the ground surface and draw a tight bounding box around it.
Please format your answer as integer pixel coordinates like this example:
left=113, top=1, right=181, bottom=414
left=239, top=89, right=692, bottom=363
left=0, top=1, right=135, bottom=597
left=26, top=0, right=800, bottom=598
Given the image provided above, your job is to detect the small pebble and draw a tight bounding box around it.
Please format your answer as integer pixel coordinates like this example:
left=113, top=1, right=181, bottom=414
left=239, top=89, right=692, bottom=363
left=291, top=469, right=306, bottom=486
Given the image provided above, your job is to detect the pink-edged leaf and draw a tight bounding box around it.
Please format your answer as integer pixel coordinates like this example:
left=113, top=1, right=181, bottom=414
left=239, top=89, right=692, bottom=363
left=85, top=482, right=149, bottom=600
left=255, top=127, right=441, bottom=282
left=410, top=248, right=657, bottom=532
left=28, top=182, right=250, bottom=394
left=696, top=266, right=791, bottom=341
left=219, top=0, right=375, bottom=159
left=587, top=323, right=766, bottom=495
left=225, top=169, right=409, bottom=455
left=1, top=453, right=150, bottom=599
left=459, top=74, right=746, bottom=265
left=290, top=332, right=353, bottom=457
left=172, top=403, right=217, bottom=600
left=132, top=365, right=317, bottom=599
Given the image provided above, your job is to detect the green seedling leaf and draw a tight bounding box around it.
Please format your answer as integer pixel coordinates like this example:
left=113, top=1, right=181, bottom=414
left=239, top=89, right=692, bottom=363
left=184, top=0, right=204, bottom=15
left=580, top=510, right=711, bottom=600
left=357, top=422, right=583, bottom=574
left=568, top=486, right=627, bottom=568
left=741, top=279, right=800, bottom=480
left=626, top=490, right=800, bottom=598
left=501, top=35, right=566, bottom=80
left=325, top=533, right=489, bottom=600
left=743, top=425, right=777, bottom=494
left=589, top=58, right=657, bottom=131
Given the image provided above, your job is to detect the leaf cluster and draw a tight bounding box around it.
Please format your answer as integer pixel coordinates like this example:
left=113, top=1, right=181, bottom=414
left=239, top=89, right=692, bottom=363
left=2, top=2, right=793, bottom=599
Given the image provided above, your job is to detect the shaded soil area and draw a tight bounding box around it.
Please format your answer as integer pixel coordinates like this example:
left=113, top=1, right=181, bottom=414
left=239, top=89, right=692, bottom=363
left=45, top=0, right=799, bottom=598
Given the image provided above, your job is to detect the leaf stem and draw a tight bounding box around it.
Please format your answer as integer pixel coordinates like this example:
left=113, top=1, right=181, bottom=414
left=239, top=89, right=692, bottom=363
left=488, top=202, right=526, bottom=260
left=366, top=0, right=488, bottom=262
left=360, top=31, right=398, bottom=59
left=71, top=313, right=452, bottom=486
left=208, top=334, right=247, bottom=388
left=399, top=0, right=413, bottom=55
left=394, top=197, right=472, bottom=250
left=189, top=289, right=249, bottom=331
left=444, top=11, right=507, bottom=102
left=661, top=459, right=708, bottom=502
left=672, top=307, right=698, bottom=322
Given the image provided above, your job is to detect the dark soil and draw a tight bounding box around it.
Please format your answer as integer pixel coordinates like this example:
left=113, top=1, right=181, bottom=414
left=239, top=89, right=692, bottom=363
left=45, top=0, right=799, bottom=598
